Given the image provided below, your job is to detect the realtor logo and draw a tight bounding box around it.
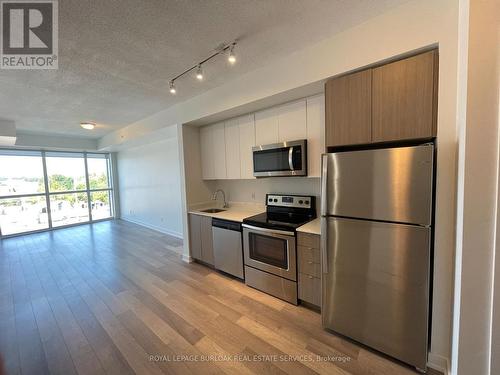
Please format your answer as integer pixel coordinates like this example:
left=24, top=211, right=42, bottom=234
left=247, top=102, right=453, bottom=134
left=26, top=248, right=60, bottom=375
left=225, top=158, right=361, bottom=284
left=1, top=0, right=58, bottom=69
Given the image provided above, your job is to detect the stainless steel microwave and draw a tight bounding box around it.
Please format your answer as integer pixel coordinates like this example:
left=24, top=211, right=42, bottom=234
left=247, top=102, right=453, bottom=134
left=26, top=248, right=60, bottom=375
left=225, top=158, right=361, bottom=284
left=252, top=139, right=307, bottom=177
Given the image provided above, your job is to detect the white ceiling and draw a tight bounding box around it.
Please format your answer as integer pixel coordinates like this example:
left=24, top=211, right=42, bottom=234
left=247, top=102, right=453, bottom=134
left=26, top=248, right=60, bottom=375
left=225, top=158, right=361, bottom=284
left=0, top=0, right=408, bottom=139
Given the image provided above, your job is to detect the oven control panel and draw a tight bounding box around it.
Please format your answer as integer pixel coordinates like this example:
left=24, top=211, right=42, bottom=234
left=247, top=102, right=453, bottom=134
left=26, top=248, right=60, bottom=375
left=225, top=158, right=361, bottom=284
left=266, top=194, right=313, bottom=209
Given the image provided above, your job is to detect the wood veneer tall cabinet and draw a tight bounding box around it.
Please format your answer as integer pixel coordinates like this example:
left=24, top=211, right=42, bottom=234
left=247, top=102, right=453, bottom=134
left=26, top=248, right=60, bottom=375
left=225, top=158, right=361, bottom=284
left=372, top=50, right=438, bottom=142
left=325, top=69, right=372, bottom=147
left=325, top=50, right=438, bottom=147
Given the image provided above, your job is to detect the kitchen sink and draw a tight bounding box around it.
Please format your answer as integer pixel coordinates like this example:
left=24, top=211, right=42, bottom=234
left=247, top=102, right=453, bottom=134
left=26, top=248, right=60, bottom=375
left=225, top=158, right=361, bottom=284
left=200, top=208, right=227, bottom=213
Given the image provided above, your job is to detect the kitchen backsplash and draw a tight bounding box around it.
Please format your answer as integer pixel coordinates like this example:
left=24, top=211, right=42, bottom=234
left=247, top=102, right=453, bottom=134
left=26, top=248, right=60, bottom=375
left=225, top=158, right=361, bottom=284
left=212, top=177, right=321, bottom=213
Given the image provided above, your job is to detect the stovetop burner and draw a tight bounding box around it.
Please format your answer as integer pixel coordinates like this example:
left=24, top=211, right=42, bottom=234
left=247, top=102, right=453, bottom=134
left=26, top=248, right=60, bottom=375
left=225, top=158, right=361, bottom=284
left=243, top=193, right=316, bottom=232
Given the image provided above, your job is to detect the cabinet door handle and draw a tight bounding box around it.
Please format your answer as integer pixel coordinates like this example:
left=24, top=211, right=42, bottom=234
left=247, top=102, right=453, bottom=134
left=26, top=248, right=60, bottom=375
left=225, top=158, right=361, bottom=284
left=307, top=261, right=313, bottom=264
left=308, top=275, right=313, bottom=279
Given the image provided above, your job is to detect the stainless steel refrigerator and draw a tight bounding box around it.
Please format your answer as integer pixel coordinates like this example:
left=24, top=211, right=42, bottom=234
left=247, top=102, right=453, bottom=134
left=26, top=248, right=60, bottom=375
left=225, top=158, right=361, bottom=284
left=320, top=143, right=434, bottom=372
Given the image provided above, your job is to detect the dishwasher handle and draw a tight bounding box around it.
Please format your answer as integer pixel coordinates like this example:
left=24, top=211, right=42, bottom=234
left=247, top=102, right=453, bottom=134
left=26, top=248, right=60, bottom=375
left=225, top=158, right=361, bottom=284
left=212, top=218, right=242, bottom=232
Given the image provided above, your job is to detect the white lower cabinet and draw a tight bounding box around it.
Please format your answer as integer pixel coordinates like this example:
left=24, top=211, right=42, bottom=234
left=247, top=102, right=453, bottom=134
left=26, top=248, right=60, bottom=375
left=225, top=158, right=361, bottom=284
left=189, top=214, right=214, bottom=265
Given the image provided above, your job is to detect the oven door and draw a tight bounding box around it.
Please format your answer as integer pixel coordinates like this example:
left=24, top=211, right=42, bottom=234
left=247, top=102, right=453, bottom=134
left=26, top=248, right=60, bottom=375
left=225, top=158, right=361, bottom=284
left=242, top=224, right=297, bottom=281
left=252, top=140, right=307, bottom=177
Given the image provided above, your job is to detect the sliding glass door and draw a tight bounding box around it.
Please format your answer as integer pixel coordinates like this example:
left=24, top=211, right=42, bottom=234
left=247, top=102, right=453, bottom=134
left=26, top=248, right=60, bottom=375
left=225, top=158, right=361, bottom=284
left=0, top=150, right=114, bottom=237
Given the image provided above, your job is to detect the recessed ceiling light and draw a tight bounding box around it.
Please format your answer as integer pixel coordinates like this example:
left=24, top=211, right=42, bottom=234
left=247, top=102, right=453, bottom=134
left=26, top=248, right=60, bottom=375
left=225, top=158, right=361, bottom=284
left=80, top=122, right=95, bottom=130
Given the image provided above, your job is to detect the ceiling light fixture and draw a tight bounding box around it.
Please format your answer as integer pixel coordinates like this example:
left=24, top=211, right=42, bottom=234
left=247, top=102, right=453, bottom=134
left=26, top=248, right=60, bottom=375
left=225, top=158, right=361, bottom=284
left=196, top=65, right=204, bottom=80
left=168, top=40, right=238, bottom=95
left=169, top=81, right=176, bottom=94
left=228, top=44, right=236, bottom=64
left=80, top=122, right=95, bottom=130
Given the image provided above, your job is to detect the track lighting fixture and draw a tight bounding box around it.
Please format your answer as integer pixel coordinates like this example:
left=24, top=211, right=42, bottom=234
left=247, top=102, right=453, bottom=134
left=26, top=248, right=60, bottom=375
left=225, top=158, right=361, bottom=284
left=169, top=81, right=176, bottom=94
left=196, top=65, right=204, bottom=80
left=168, top=41, right=238, bottom=95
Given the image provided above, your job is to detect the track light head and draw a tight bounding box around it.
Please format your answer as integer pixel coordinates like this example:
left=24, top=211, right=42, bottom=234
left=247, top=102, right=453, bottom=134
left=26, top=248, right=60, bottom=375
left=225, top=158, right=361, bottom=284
left=196, top=65, right=204, bottom=80
left=169, top=81, right=176, bottom=94
left=228, top=44, right=236, bottom=64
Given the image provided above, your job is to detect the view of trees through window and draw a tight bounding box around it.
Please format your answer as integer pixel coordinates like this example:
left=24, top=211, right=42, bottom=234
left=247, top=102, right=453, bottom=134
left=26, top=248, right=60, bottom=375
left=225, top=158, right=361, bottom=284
left=0, top=150, right=113, bottom=236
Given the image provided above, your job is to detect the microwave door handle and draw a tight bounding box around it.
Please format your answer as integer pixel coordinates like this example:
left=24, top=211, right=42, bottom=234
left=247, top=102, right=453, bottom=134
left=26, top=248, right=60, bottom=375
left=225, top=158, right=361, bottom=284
left=288, top=147, right=294, bottom=171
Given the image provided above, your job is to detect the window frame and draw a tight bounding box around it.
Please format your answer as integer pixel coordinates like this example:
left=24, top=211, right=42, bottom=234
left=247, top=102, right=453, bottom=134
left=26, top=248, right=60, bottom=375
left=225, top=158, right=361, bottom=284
left=0, top=149, right=114, bottom=238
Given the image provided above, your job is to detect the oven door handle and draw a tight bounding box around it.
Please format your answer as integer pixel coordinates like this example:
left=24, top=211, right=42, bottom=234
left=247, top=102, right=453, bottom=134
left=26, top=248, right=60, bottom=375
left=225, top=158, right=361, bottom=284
left=242, top=224, right=295, bottom=237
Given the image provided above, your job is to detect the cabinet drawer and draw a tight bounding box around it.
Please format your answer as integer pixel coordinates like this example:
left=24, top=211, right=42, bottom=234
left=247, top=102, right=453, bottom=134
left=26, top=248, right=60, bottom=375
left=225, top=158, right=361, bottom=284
left=298, top=257, right=321, bottom=278
left=297, top=232, right=320, bottom=248
left=298, top=245, right=320, bottom=264
left=299, top=273, right=321, bottom=307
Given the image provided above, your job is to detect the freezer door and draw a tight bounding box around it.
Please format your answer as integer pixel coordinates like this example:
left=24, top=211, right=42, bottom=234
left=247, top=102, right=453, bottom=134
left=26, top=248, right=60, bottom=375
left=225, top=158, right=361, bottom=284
left=321, top=217, right=430, bottom=369
left=321, top=144, right=433, bottom=225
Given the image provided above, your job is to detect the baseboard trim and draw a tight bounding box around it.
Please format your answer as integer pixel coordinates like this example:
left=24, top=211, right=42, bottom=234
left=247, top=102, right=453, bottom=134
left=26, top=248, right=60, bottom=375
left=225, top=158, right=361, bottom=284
left=182, top=254, right=193, bottom=263
left=120, top=217, right=183, bottom=239
left=428, top=352, right=450, bottom=375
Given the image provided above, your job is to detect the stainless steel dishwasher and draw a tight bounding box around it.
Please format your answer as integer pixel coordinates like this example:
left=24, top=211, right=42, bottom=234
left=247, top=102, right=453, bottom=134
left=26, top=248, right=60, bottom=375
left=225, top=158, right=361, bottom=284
left=212, top=218, right=244, bottom=279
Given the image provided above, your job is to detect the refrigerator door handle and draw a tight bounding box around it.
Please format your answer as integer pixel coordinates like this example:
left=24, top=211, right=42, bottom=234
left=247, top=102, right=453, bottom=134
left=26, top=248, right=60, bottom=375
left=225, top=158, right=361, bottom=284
left=321, top=154, right=328, bottom=216
left=321, top=217, right=328, bottom=274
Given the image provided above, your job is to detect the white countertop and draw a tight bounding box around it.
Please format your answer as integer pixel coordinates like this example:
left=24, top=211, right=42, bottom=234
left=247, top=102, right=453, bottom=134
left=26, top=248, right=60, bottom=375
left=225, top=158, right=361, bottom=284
left=188, top=202, right=265, bottom=223
left=297, top=218, right=321, bottom=235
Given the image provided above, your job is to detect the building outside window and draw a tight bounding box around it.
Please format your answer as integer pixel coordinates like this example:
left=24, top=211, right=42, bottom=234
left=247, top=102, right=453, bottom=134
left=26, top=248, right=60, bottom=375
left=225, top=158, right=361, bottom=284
left=0, top=150, right=114, bottom=237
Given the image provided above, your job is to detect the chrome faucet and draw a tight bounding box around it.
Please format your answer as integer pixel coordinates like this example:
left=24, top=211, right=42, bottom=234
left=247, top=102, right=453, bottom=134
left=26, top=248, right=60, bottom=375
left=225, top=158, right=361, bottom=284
left=212, top=189, right=228, bottom=208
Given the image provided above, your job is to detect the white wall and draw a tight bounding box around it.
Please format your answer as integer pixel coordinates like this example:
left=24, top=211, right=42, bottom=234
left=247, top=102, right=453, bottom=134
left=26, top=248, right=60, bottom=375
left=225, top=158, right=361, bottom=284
left=117, top=137, right=183, bottom=238
left=16, top=132, right=98, bottom=150
left=453, top=0, right=500, bottom=374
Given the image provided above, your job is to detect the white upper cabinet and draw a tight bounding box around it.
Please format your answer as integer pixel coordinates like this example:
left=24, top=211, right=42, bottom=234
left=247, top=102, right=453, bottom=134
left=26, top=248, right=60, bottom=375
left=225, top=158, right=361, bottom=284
left=278, top=99, right=307, bottom=142
left=306, top=94, right=325, bottom=177
left=212, top=122, right=227, bottom=179
left=200, top=95, right=324, bottom=180
left=238, top=114, right=256, bottom=179
left=224, top=118, right=241, bottom=179
left=200, top=125, right=215, bottom=179
left=255, top=107, right=279, bottom=145
left=200, top=122, right=226, bottom=180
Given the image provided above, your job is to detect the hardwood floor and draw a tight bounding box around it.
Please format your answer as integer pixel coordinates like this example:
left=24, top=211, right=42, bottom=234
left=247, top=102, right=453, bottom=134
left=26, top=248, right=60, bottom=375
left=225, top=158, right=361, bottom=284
left=0, top=220, right=439, bottom=375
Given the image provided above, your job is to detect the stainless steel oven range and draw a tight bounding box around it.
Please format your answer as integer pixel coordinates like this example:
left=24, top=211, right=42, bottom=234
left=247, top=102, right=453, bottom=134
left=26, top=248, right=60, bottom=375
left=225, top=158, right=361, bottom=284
left=242, top=194, right=316, bottom=304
